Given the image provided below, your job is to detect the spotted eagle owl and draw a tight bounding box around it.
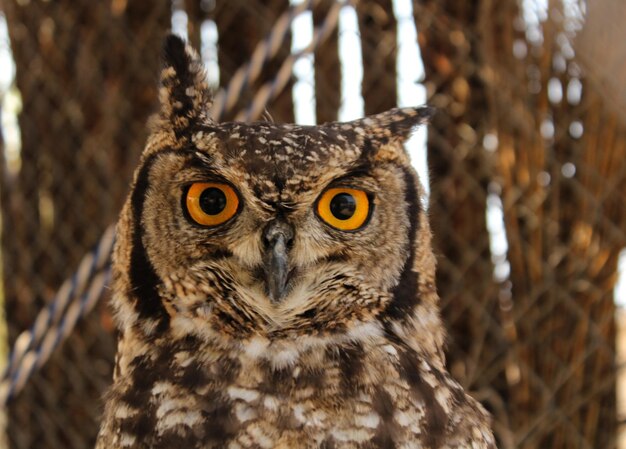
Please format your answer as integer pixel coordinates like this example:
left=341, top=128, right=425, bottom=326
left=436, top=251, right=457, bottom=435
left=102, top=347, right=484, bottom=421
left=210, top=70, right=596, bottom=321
left=96, top=35, right=495, bottom=449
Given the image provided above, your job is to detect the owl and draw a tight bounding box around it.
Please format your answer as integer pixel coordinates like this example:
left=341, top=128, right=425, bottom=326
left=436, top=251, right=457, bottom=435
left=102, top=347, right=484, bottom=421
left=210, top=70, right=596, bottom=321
left=96, top=35, right=495, bottom=449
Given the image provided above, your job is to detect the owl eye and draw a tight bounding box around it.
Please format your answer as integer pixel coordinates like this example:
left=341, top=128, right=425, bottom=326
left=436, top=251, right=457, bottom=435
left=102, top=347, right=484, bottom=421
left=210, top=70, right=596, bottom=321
left=316, top=187, right=370, bottom=231
left=185, top=182, right=240, bottom=227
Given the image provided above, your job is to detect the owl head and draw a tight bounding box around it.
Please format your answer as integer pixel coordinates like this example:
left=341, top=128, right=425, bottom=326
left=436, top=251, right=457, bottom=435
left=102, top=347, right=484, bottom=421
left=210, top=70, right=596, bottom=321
left=112, top=35, right=442, bottom=356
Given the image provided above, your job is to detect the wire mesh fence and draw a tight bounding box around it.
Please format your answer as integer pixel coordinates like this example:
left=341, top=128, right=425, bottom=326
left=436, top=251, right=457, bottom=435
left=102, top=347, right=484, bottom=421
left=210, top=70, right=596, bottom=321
left=0, top=0, right=625, bottom=448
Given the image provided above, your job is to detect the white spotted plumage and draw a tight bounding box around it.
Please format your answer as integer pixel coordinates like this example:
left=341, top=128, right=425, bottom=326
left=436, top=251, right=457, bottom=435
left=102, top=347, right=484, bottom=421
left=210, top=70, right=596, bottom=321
left=96, top=35, right=495, bottom=449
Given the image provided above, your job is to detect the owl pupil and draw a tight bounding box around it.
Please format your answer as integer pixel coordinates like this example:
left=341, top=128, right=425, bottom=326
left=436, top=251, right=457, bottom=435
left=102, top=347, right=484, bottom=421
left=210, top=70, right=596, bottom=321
left=199, top=188, right=227, bottom=215
left=330, top=193, right=356, bottom=220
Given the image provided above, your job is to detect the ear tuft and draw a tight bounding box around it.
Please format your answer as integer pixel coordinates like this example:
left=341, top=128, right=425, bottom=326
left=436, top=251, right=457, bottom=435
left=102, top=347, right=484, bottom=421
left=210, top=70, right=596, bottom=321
left=162, top=34, right=192, bottom=82
left=158, top=34, right=213, bottom=135
left=361, top=106, right=434, bottom=142
left=327, top=106, right=434, bottom=144
left=325, top=106, right=434, bottom=163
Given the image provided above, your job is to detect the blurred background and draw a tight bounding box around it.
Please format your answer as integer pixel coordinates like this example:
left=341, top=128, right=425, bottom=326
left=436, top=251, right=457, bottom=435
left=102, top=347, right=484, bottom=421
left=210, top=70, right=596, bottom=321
left=0, top=0, right=625, bottom=448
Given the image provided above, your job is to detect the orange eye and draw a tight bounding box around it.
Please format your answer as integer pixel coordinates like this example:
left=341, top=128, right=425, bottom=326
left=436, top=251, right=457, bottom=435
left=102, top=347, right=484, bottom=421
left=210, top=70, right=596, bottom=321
left=185, top=182, right=240, bottom=227
left=316, top=187, right=370, bottom=231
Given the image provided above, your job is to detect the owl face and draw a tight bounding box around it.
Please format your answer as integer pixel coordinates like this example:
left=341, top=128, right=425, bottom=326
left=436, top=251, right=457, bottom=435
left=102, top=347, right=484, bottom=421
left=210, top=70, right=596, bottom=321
left=97, top=37, right=498, bottom=449
left=113, top=36, right=433, bottom=343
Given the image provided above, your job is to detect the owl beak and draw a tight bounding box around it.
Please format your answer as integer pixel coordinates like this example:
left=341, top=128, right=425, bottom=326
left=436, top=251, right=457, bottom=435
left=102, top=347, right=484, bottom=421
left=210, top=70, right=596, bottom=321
left=263, top=220, right=294, bottom=302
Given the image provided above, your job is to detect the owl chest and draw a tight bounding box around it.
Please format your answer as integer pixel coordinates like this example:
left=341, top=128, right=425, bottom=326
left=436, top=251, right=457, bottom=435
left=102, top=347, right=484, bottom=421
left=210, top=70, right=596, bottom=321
left=124, top=350, right=438, bottom=449
left=148, top=364, right=348, bottom=439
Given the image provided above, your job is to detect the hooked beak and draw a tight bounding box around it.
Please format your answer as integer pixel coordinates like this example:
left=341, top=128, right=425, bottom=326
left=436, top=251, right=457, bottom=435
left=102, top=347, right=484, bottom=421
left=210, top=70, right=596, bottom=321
left=263, top=220, right=294, bottom=302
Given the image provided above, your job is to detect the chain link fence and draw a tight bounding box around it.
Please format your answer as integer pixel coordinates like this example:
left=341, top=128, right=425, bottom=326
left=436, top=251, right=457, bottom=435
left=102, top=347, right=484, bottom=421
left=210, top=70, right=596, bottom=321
left=0, top=0, right=625, bottom=448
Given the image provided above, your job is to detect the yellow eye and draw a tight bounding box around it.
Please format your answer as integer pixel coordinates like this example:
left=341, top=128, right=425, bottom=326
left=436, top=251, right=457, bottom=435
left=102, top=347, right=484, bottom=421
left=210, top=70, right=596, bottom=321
left=185, top=182, right=240, bottom=227
left=316, top=187, right=370, bottom=231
